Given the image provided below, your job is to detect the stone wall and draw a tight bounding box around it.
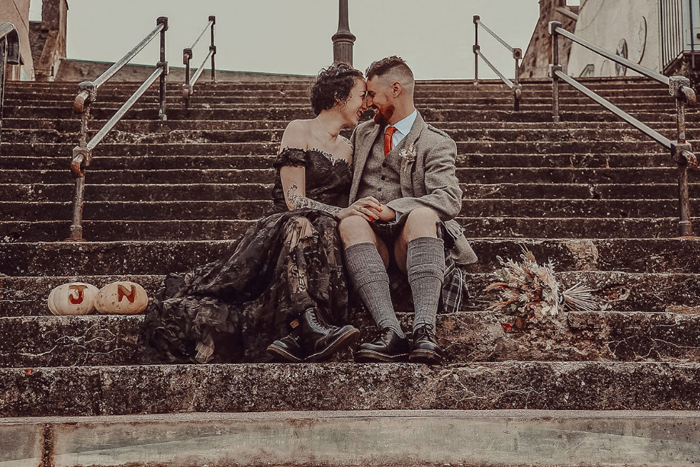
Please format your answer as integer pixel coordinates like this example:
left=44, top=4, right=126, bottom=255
left=567, top=0, right=660, bottom=78
left=520, top=0, right=579, bottom=79
left=55, top=58, right=312, bottom=82
left=0, top=0, right=35, bottom=80
left=31, top=0, right=69, bottom=81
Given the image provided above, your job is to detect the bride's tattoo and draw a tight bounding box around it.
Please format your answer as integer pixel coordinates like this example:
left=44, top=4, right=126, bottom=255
left=287, top=183, right=341, bottom=216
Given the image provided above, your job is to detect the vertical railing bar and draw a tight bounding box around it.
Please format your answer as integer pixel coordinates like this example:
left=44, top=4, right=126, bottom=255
left=210, top=15, right=217, bottom=83
left=158, top=16, right=168, bottom=121
left=549, top=21, right=562, bottom=123
left=473, top=15, right=479, bottom=85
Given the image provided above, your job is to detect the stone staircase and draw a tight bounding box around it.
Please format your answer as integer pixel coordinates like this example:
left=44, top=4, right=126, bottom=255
left=1, top=77, right=700, bottom=466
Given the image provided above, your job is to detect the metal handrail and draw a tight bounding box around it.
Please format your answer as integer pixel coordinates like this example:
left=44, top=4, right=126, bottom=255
left=473, top=15, right=522, bottom=111
left=67, top=17, right=169, bottom=241
left=548, top=21, right=698, bottom=237
left=0, top=23, right=20, bottom=151
left=183, top=16, right=216, bottom=108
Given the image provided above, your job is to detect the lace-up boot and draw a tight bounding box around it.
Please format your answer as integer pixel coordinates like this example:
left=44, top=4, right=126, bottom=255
left=266, top=330, right=305, bottom=363
left=299, top=308, right=360, bottom=362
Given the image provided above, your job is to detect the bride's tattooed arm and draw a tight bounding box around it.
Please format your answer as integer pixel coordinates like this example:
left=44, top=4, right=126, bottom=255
left=286, top=182, right=341, bottom=216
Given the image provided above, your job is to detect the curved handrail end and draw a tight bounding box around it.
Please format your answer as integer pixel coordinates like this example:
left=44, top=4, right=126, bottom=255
left=71, top=146, right=92, bottom=178
left=548, top=21, right=562, bottom=35
left=669, top=76, right=696, bottom=105
left=183, top=48, right=193, bottom=64
left=73, top=81, right=96, bottom=113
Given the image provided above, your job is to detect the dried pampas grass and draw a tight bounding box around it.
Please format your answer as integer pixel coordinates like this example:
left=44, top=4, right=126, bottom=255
left=486, top=247, right=596, bottom=320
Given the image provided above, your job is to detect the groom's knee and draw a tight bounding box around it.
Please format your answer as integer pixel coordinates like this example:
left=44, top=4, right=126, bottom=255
left=339, top=216, right=376, bottom=247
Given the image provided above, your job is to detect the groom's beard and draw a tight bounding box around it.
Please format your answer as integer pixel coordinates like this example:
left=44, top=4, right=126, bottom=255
left=373, top=104, right=395, bottom=126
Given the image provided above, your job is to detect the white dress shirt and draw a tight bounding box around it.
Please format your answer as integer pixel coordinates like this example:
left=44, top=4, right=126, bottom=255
left=389, top=109, right=418, bottom=148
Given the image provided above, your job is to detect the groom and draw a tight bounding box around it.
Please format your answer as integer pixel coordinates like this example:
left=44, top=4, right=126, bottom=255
left=340, top=56, right=477, bottom=364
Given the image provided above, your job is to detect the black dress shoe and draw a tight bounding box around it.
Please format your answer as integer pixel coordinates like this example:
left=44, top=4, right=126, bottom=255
left=409, top=324, right=444, bottom=365
left=266, top=332, right=305, bottom=363
left=355, top=328, right=410, bottom=362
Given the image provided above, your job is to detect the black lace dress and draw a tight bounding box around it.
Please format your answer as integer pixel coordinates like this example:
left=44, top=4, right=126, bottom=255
left=140, top=148, right=352, bottom=363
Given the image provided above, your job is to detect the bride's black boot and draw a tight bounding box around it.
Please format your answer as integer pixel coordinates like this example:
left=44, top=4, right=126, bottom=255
left=266, top=330, right=305, bottom=363
left=299, top=308, right=360, bottom=362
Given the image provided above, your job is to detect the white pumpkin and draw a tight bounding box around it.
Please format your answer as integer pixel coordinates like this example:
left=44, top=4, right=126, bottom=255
left=95, top=281, right=148, bottom=315
left=47, top=283, right=99, bottom=316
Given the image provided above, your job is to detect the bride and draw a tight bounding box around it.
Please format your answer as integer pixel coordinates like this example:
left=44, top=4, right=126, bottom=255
left=140, top=63, right=382, bottom=364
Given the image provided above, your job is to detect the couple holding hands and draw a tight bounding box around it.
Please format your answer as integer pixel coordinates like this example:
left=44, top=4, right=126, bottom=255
left=140, top=56, right=477, bottom=366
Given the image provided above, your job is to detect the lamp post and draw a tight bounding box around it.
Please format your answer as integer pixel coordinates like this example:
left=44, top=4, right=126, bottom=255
left=332, top=0, right=356, bottom=65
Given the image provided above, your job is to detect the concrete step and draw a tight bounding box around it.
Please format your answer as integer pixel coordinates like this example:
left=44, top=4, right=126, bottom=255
left=3, top=410, right=698, bottom=467
left=2, top=216, right=696, bottom=242
left=2, top=310, right=700, bottom=367
left=3, top=199, right=698, bottom=222
left=4, top=181, right=698, bottom=203
left=461, top=182, right=700, bottom=200
left=2, top=167, right=689, bottom=186
left=0, top=182, right=273, bottom=202
left=5, top=95, right=680, bottom=109
left=0, top=153, right=684, bottom=173
left=1, top=238, right=699, bottom=276
left=0, top=140, right=679, bottom=158
left=3, top=117, right=691, bottom=132
left=0, top=127, right=686, bottom=145
left=1, top=106, right=690, bottom=125
left=2, top=270, right=698, bottom=317
left=2, top=361, right=700, bottom=417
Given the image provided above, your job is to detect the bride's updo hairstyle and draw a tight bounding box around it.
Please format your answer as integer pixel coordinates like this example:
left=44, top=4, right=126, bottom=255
left=310, top=62, right=364, bottom=116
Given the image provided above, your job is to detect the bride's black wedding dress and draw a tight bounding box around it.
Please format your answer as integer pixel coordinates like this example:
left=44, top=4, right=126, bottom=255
left=139, top=148, right=353, bottom=363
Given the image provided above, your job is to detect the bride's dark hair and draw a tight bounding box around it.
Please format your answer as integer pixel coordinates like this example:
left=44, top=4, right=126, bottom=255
left=310, top=62, right=364, bottom=115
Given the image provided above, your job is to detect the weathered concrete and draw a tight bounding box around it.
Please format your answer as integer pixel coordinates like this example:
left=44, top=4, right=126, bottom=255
left=2, top=311, right=700, bottom=368
left=2, top=410, right=700, bottom=467
left=3, top=362, right=700, bottom=417
left=4, top=238, right=700, bottom=276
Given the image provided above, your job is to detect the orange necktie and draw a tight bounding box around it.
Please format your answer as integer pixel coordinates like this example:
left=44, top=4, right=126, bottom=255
left=384, top=126, right=397, bottom=155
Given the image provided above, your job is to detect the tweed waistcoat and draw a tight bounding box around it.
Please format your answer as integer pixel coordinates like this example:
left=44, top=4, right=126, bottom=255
left=356, top=132, right=404, bottom=204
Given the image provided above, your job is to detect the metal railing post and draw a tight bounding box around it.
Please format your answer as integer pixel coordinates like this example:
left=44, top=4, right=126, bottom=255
left=67, top=81, right=95, bottom=241
left=549, top=21, right=562, bottom=123
left=157, top=17, right=168, bottom=121
left=183, top=47, right=192, bottom=108
left=210, top=15, right=217, bottom=83
left=670, top=75, right=697, bottom=236
left=513, top=47, right=522, bottom=111
left=473, top=15, right=479, bottom=85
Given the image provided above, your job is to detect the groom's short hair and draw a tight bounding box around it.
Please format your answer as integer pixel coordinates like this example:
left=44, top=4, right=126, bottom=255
left=365, top=56, right=414, bottom=87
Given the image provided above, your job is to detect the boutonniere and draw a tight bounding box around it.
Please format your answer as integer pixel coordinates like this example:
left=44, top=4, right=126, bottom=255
left=399, top=143, right=416, bottom=172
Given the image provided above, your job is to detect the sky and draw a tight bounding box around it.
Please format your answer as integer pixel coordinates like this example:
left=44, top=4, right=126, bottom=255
left=31, top=0, right=548, bottom=80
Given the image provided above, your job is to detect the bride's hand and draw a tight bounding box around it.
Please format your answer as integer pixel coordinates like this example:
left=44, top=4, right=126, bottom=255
left=337, top=196, right=384, bottom=221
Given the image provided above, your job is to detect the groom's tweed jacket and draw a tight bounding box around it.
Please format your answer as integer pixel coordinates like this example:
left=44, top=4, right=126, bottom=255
left=349, top=111, right=478, bottom=266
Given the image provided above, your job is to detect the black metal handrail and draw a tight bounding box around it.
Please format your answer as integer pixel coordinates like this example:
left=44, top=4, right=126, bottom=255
left=473, top=15, right=522, bottom=111
left=68, top=17, right=169, bottom=241
left=0, top=23, right=20, bottom=150
left=183, top=16, right=216, bottom=108
left=549, top=21, right=698, bottom=237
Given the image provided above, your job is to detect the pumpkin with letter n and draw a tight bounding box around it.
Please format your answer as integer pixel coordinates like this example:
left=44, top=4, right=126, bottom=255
left=95, top=281, right=149, bottom=315
left=47, top=282, right=100, bottom=316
